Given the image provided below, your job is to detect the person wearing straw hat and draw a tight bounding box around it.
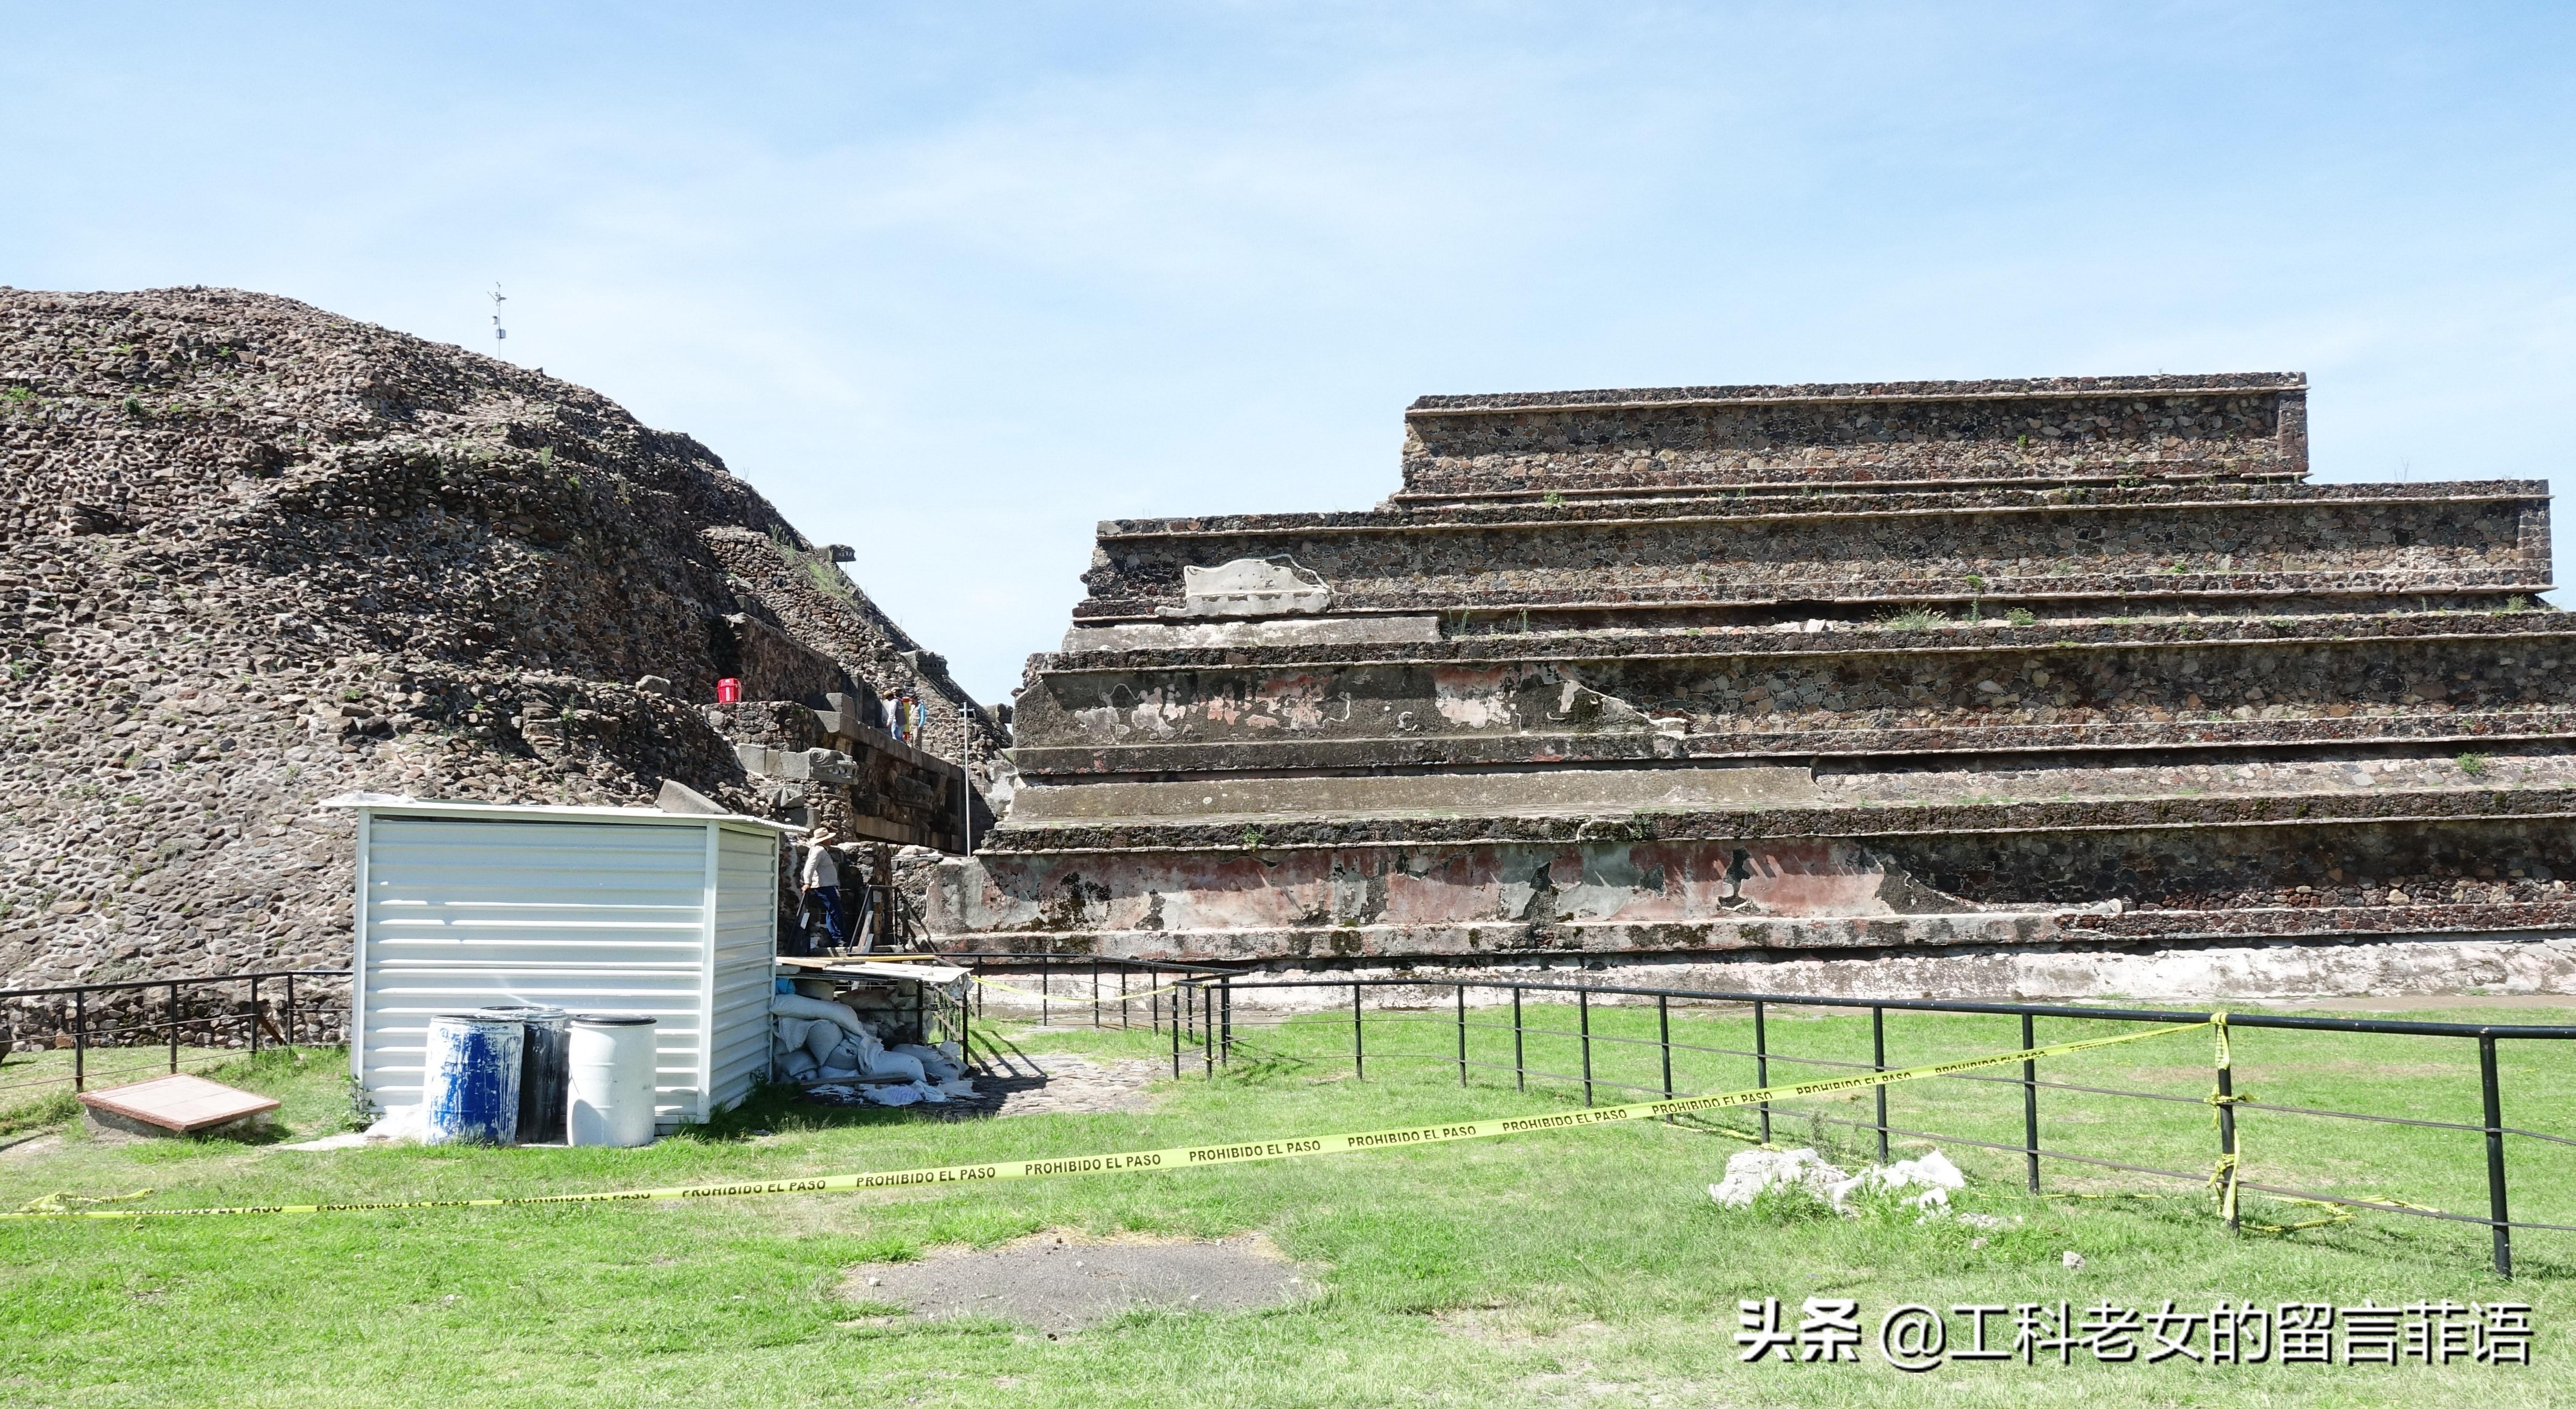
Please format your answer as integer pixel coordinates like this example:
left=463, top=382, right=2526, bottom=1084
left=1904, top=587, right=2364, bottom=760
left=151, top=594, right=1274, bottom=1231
left=801, top=830, right=851, bottom=950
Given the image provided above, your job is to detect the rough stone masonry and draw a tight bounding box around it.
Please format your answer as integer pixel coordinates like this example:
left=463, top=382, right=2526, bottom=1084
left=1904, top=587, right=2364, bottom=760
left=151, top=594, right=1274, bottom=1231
left=0, top=287, right=1003, bottom=1027
left=930, top=374, right=2576, bottom=999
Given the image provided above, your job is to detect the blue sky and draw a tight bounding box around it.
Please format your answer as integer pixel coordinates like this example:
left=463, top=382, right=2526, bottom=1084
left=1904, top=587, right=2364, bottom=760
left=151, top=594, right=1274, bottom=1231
left=7, top=3, right=2571, bottom=702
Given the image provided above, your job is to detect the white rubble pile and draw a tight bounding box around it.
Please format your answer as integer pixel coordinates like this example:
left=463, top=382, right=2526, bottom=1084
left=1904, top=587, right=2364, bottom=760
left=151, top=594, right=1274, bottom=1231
left=1707, top=1146, right=1967, bottom=1215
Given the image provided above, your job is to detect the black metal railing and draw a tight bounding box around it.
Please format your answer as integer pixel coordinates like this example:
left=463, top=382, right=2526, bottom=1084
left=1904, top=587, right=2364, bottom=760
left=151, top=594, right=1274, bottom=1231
left=0, top=968, right=345, bottom=1106
left=955, top=956, right=2576, bottom=1278
left=946, top=953, right=1242, bottom=1073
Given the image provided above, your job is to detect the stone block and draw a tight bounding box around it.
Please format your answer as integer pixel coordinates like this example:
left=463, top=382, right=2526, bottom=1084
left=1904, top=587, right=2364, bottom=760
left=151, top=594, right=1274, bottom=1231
left=801, top=748, right=859, bottom=785
left=655, top=779, right=726, bottom=815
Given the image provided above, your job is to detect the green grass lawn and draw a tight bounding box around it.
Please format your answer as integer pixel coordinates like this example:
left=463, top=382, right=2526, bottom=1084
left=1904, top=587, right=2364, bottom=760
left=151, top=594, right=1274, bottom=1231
left=3, top=997, right=2573, bottom=1408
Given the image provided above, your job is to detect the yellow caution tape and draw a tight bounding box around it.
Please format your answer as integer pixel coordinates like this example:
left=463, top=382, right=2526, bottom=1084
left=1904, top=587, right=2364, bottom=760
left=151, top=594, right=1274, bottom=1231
left=0, top=1021, right=2207, bottom=1221
left=13, top=1188, right=156, bottom=1215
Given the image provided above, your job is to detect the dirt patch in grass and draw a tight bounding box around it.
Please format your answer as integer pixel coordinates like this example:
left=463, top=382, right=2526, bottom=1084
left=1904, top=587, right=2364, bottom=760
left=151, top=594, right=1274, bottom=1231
left=945, top=1051, right=1168, bottom=1119
left=841, top=1228, right=1313, bottom=1331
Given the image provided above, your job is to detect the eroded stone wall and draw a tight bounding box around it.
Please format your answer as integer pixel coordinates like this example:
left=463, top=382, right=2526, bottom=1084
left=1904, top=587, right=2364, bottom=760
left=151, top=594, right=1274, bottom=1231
left=1400, top=374, right=2305, bottom=497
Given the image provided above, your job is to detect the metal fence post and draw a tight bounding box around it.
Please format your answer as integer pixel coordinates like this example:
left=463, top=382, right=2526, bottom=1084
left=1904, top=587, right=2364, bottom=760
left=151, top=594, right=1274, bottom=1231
left=168, top=981, right=180, bottom=1073
left=1201, top=983, right=1214, bottom=1078
left=1456, top=983, right=1467, bottom=1086
left=286, top=972, right=296, bottom=1047
left=1171, top=985, right=1182, bottom=1078
left=1119, top=968, right=1130, bottom=1030
left=1091, top=962, right=1100, bottom=1030
left=1658, top=993, right=1673, bottom=1104
left=1040, top=956, right=1051, bottom=1027
left=248, top=976, right=261, bottom=1059
left=73, top=990, right=86, bottom=1092
left=1753, top=999, right=1770, bottom=1145
left=2215, top=1058, right=2239, bottom=1232
left=1220, top=977, right=1231, bottom=1067
left=2481, top=1033, right=2512, bottom=1278
left=1578, top=988, right=1593, bottom=1107
left=1872, top=1005, right=1889, bottom=1164
left=1351, top=982, right=1364, bottom=1081
left=1511, top=985, right=1525, bottom=1092
left=2022, top=1013, right=2042, bottom=1195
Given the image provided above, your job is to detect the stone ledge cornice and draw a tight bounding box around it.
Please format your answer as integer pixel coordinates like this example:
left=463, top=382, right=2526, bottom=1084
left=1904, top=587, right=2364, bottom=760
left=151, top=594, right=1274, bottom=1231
left=1038, top=610, right=2575, bottom=673
left=1093, top=479, right=2540, bottom=540
left=979, top=785, right=2576, bottom=854
left=1403, top=372, right=2309, bottom=416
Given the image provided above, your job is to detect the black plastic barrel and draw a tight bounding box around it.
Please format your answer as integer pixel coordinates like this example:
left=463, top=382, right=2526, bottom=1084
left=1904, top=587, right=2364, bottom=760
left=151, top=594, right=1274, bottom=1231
left=477, top=1005, right=571, bottom=1144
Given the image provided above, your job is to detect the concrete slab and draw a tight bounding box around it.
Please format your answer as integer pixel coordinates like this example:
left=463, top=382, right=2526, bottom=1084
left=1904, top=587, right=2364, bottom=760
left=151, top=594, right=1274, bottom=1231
left=77, top=1073, right=279, bottom=1137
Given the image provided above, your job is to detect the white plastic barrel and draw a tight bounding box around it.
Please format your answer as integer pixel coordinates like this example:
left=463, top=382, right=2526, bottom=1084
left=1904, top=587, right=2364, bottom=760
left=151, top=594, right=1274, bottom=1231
left=567, top=1014, right=658, bottom=1147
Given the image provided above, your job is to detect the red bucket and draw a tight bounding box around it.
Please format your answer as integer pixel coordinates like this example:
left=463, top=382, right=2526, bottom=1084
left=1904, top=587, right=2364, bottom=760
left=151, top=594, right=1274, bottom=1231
left=715, top=677, right=742, bottom=704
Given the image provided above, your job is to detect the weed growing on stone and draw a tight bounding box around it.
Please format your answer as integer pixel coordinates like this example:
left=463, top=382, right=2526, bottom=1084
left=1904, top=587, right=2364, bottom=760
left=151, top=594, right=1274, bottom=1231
left=2457, top=753, right=2490, bottom=777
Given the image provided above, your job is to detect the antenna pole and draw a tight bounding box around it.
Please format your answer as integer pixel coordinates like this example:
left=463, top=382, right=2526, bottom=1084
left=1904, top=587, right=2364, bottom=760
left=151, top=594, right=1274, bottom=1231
left=490, top=284, right=508, bottom=357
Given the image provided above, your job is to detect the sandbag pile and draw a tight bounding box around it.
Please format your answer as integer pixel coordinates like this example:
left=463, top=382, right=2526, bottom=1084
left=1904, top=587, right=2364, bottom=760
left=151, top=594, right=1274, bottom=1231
left=770, top=992, right=973, bottom=1104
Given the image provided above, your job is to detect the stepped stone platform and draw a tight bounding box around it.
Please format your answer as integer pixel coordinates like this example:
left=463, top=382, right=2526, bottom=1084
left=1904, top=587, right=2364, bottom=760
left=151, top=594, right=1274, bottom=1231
left=929, top=375, right=2576, bottom=997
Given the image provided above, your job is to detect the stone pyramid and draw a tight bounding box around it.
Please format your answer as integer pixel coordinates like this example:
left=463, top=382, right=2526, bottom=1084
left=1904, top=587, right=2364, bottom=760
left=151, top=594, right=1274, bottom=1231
left=933, top=374, right=2574, bottom=997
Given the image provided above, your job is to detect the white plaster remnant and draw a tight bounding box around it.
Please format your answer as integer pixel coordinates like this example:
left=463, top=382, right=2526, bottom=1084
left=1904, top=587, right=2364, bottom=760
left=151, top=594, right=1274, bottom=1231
left=1074, top=688, right=1189, bottom=742
left=1434, top=667, right=1513, bottom=728
left=1162, top=556, right=1333, bottom=618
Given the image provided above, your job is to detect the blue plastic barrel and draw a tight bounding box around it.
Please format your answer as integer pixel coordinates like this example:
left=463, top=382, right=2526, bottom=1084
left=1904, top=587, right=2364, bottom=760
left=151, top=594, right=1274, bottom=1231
left=477, top=1005, right=571, bottom=1144
left=423, top=1012, right=525, bottom=1145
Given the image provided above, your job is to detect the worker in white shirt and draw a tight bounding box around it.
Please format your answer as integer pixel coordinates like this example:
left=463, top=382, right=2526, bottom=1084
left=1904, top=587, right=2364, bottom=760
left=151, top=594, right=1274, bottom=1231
left=801, top=831, right=850, bottom=950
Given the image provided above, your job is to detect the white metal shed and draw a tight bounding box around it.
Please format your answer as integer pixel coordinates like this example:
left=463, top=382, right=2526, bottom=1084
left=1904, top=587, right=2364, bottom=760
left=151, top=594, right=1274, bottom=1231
left=331, top=795, right=788, bottom=1129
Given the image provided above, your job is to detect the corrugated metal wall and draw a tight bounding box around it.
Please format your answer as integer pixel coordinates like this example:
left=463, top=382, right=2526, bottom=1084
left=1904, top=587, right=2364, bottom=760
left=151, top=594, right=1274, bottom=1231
left=354, top=814, right=772, bottom=1126
left=710, top=825, right=780, bottom=1113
